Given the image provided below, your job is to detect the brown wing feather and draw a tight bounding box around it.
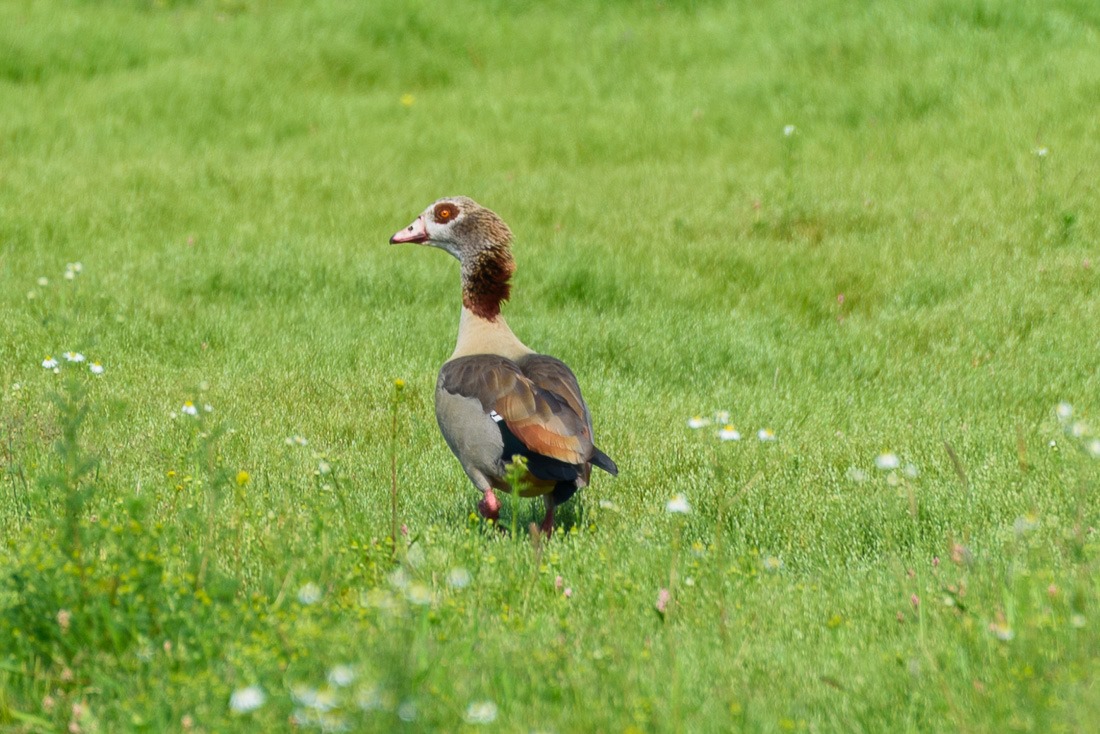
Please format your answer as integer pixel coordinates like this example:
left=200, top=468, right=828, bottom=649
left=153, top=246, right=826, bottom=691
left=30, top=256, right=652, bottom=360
left=515, top=355, right=592, bottom=426
left=438, top=355, right=593, bottom=465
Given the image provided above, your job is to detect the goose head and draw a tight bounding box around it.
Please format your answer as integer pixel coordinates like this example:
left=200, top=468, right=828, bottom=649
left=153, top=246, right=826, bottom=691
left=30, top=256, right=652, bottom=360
left=390, top=196, right=516, bottom=319
left=389, top=196, right=513, bottom=262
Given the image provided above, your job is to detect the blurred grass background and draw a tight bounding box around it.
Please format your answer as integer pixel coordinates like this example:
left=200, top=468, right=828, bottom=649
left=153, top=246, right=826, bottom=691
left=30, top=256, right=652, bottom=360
left=1, top=0, right=1099, bottom=731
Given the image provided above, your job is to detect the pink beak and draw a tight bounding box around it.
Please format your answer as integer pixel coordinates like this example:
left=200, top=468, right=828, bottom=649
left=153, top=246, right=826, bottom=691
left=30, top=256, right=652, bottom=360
left=389, top=215, right=429, bottom=244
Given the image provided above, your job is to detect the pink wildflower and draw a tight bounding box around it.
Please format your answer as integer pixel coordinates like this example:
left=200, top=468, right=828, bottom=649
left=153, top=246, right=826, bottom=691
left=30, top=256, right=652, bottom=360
left=656, top=588, right=671, bottom=614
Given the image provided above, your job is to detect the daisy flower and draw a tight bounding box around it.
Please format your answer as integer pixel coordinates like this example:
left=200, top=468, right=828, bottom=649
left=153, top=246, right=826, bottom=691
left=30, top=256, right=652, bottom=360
left=717, top=425, right=741, bottom=441
left=875, top=452, right=900, bottom=470
left=297, top=582, right=321, bottom=605
left=406, top=583, right=432, bottom=606
left=988, top=619, right=1014, bottom=641
left=757, top=428, right=776, bottom=442
left=63, top=352, right=85, bottom=363
left=465, top=701, right=498, bottom=725
left=447, top=568, right=471, bottom=589
left=327, top=665, right=355, bottom=688
left=229, top=686, right=265, bottom=713
left=89, top=362, right=105, bottom=375
left=666, top=494, right=691, bottom=514
left=687, top=415, right=710, bottom=429
left=180, top=401, right=198, bottom=417
left=42, top=356, right=59, bottom=369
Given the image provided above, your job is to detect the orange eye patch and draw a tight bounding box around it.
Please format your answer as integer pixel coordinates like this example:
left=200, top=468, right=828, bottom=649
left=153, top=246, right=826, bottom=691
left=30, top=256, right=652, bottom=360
left=433, top=203, right=458, bottom=223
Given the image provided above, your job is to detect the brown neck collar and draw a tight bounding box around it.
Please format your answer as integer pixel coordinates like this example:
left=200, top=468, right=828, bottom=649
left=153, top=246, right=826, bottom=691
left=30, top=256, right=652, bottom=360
left=461, top=246, right=515, bottom=320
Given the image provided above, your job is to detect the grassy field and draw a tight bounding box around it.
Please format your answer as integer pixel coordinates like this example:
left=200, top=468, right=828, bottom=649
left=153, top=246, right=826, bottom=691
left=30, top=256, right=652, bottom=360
left=2, top=0, right=1099, bottom=731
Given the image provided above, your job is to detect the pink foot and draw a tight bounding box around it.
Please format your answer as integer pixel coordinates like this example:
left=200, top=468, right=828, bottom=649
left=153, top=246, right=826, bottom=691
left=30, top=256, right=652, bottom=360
left=478, top=489, right=501, bottom=522
left=539, top=498, right=556, bottom=537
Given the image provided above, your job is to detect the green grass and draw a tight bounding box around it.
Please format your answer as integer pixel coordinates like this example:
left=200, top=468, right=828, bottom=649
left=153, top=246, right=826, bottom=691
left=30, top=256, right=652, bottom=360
left=2, top=0, right=1099, bottom=731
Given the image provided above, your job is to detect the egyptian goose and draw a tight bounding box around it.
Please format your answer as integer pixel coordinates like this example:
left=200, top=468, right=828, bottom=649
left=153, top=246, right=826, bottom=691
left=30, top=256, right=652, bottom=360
left=389, top=196, right=618, bottom=534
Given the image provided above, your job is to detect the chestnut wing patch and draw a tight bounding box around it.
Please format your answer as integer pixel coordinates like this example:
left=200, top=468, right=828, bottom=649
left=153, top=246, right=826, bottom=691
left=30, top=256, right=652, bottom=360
left=439, top=355, right=593, bottom=466
left=514, top=355, right=591, bottom=425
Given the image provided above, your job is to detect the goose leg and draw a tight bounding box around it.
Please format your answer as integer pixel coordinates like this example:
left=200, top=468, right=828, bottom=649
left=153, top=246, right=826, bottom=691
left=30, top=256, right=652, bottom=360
left=477, top=488, right=501, bottom=522
left=539, top=495, right=556, bottom=536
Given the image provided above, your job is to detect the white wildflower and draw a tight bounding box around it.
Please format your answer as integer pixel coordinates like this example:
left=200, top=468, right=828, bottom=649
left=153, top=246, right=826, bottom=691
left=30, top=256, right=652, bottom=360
left=180, top=401, right=198, bottom=417
left=903, top=463, right=919, bottom=478
left=397, top=701, right=417, bottom=722
left=328, top=665, right=355, bottom=687
left=37, top=277, right=49, bottom=287
left=447, top=568, right=471, bottom=589
left=298, top=686, right=337, bottom=712
left=687, top=415, right=710, bottom=429
left=297, top=582, right=321, bottom=605
left=1013, top=513, right=1039, bottom=535
left=718, top=425, right=741, bottom=441
left=388, top=568, right=409, bottom=590
left=875, top=452, right=900, bottom=470
left=666, top=494, right=691, bottom=514
left=464, top=700, right=499, bottom=725
left=1034, top=146, right=1048, bottom=157
left=405, top=583, right=432, bottom=606
left=783, top=124, right=796, bottom=137
left=42, top=356, right=59, bottom=369
left=63, top=351, right=85, bottom=363
left=89, top=362, right=104, bottom=375
left=846, top=467, right=868, bottom=483
left=1088, top=439, right=1100, bottom=459
left=757, top=428, right=776, bottom=442
left=715, top=410, right=730, bottom=424
left=357, top=687, right=382, bottom=711
left=229, top=685, right=265, bottom=713
left=1056, top=402, right=1073, bottom=421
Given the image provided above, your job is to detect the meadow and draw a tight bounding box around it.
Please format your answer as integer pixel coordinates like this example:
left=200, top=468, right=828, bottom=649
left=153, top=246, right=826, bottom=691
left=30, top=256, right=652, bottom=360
left=1, top=0, right=1099, bottom=731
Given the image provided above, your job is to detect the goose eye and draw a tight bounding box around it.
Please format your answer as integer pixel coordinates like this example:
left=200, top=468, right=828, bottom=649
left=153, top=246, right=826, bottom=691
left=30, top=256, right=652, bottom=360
left=433, top=203, right=458, bottom=223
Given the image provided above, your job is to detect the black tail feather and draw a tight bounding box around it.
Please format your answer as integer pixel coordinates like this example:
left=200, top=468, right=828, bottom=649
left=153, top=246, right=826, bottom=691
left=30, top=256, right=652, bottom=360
left=590, top=446, right=618, bottom=476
